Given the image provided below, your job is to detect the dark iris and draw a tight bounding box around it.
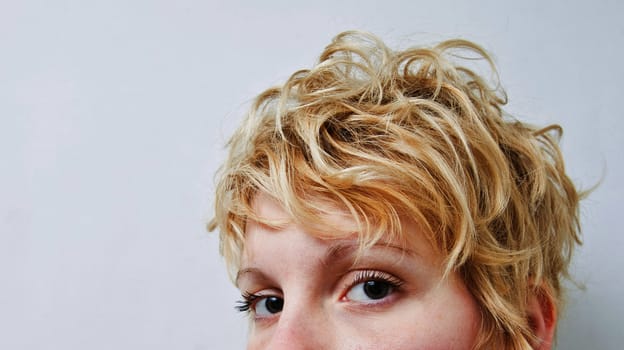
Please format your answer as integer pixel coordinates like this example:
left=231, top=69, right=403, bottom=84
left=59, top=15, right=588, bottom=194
left=363, top=280, right=391, bottom=300
left=264, top=296, right=284, bottom=314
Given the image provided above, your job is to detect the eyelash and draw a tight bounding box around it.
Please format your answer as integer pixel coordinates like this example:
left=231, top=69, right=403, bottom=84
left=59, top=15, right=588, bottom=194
left=235, top=291, right=260, bottom=313
left=235, top=270, right=404, bottom=314
left=348, top=270, right=404, bottom=292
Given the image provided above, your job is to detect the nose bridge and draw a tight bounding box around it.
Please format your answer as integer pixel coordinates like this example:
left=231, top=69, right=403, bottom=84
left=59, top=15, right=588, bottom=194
left=268, top=295, right=331, bottom=349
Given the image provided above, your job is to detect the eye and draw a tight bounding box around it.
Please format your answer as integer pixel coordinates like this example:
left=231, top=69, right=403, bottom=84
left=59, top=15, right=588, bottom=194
left=236, top=293, right=284, bottom=318
left=346, top=280, right=392, bottom=301
left=254, top=296, right=284, bottom=317
left=343, top=270, right=403, bottom=303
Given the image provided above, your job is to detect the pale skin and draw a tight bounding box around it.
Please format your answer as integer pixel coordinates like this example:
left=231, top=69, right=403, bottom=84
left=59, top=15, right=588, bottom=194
left=236, top=193, right=482, bottom=349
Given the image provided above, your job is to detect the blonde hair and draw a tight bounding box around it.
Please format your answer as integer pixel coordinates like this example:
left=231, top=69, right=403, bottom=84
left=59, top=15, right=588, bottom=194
left=209, top=31, right=582, bottom=349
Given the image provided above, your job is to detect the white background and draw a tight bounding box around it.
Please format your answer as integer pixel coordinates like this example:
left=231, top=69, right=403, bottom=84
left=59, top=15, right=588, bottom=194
left=1, top=1, right=622, bottom=349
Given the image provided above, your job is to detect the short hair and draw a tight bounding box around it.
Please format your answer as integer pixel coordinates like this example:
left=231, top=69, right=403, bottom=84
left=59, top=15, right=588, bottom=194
left=209, top=31, right=583, bottom=349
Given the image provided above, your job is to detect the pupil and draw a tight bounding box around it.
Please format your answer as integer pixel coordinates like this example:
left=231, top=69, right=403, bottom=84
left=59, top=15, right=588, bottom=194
left=363, top=280, right=390, bottom=299
left=265, top=296, right=284, bottom=313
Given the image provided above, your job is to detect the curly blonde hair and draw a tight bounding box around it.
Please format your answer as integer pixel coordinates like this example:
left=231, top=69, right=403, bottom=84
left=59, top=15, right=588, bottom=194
left=209, top=31, right=582, bottom=349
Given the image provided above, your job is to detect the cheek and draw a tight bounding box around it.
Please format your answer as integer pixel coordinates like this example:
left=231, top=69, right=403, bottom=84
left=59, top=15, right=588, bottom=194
left=414, top=283, right=481, bottom=349
left=338, top=285, right=481, bottom=350
left=427, top=293, right=481, bottom=349
left=246, top=324, right=276, bottom=350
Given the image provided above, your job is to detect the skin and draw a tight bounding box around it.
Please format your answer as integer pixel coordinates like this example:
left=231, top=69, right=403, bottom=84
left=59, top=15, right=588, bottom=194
left=236, top=193, right=482, bottom=350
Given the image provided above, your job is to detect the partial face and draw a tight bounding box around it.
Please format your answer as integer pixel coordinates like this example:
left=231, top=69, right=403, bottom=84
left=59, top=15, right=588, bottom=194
left=236, top=194, right=481, bottom=349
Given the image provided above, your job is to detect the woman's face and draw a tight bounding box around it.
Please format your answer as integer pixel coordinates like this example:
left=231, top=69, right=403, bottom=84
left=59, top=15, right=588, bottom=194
left=237, top=194, right=481, bottom=350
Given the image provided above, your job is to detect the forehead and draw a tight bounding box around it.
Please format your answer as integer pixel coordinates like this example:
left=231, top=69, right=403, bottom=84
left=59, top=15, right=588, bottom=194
left=249, top=192, right=360, bottom=237
left=242, top=192, right=439, bottom=268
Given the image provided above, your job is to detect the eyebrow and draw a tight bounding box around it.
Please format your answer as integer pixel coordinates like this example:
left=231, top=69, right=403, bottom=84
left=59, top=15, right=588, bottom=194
left=235, top=241, right=417, bottom=287
left=235, top=267, right=270, bottom=288
left=322, top=241, right=416, bottom=267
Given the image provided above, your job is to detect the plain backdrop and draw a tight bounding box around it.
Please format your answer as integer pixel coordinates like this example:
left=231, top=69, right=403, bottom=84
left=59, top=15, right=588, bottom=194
left=1, top=1, right=622, bottom=349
